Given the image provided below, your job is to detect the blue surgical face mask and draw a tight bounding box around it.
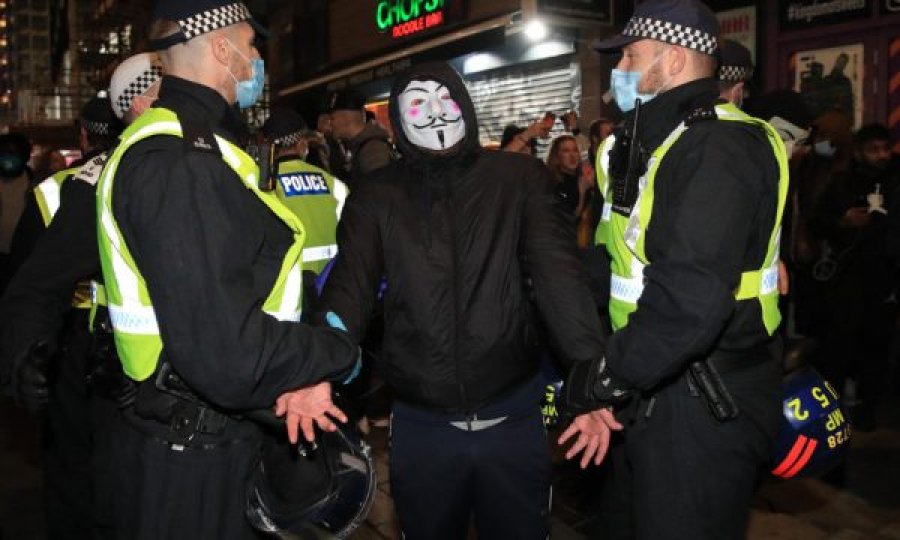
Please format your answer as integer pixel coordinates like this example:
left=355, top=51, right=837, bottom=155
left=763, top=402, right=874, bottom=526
left=610, top=69, right=657, bottom=113
left=814, top=140, right=836, bottom=157
left=610, top=52, right=667, bottom=113
left=226, top=39, right=265, bottom=109
left=0, top=153, right=26, bottom=179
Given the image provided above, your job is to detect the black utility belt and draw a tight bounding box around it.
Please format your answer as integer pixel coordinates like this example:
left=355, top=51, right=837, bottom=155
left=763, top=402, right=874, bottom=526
left=130, top=362, right=234, bottom=443
left=123, top=408, right=254, bottom=453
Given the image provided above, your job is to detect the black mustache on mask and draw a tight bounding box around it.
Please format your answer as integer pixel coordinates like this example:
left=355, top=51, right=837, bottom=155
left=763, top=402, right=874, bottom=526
left=412, top=114, right=462, bottom=130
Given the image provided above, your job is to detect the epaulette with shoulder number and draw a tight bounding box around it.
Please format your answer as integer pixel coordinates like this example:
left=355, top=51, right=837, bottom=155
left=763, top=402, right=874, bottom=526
left=178, top=114, right=221, bottom=157
left=73, top=151, right=109, bottom=186
left=684, top=103, right=718, bottom=126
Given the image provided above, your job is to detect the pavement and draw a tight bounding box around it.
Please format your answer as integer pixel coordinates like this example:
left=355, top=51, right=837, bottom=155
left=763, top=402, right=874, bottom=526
left=1, top=395, right=898, bottom=539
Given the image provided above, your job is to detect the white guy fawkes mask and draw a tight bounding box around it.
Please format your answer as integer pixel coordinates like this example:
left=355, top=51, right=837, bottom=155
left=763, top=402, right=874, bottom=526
left=398, top=79, right=466, bottom=152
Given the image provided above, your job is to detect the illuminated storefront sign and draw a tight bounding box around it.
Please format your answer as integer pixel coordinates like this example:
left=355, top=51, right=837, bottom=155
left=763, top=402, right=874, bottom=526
left=376, top=0, right=447, bottom=39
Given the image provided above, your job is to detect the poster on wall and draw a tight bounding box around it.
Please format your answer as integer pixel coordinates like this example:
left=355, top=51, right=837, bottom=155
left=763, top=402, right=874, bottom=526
left=716, top=6, right=756, bottom=62
left=793, top=44, right=864, bottom=128
left=889, top=36, right=900, bottom=152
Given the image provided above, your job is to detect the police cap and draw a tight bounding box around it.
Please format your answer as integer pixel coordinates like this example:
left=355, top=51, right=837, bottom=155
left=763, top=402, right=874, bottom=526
left=262, top=109, right=310, bottom=146
left=743, top=90, right=813, bottom=131
left=79, top=96, right=122, bottom=138
left=109, top=53, right=163, bottom=120
left=149, top=0, right=267, bottom=51
left=326, top=89, right=367, bottom=113
left=592, top=0, right=719, bottom=56
left=717, top=39, right=754, bottom=83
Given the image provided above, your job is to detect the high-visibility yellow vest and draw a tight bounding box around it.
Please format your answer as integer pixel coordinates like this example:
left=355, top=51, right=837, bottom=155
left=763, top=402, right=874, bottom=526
left=597, top=103, right=789, bottom=335
left=33, top=160, right=109, bottom=310
left=96, top=108, right=308, bottom=381
left=272, top=158, right=348, bottom=275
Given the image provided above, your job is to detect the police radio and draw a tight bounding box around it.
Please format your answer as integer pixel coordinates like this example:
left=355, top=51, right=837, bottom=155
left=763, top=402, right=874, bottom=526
left=610, top=99, right=646, bottom=216
left=246, top=142, right=276, bottom=192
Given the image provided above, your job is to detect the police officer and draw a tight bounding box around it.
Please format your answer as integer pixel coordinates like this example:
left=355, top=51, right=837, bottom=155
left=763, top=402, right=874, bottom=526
left=1, top=96, right=121, bottom=540
left=260, top=108, right=348, bottom=276
left=95, top=2, right=358, bottom=537
left=0, top=55, right=160, bottom=540
left=9, top=98, right=121, bottom=279
left=717, top=39, right=754, bottom=108
left=567, top=0, right=790, bottom=538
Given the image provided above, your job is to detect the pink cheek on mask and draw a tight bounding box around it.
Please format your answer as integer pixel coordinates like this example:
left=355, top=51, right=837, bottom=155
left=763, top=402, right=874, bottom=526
left=449, top=101, right=460, bottom=113
left=408, top=107, right=420, bottom=118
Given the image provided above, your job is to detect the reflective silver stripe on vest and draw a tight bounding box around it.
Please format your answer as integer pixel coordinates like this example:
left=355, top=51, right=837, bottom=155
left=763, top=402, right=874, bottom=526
left=302, top=244, right=338, bottom=263
left=612, top=260, right=779, bottom=306
left=36, top=178, right=61, bottom=218
left=108, top=304, right=160, bottom=334
left=610, top=273, right=645, bottom=304
left=760, top=262, right=779, bottom=295
left=333, top=177, right=349, bottom=220
left=601, top=202, right=612, bottom=222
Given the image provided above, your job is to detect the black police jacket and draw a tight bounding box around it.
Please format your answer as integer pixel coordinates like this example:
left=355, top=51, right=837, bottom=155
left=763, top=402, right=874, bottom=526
left=107, top=76, right=357, bottom=410
left=603, top=79, right=783, bottom=393
left=318, top=62, right=605, bottom=413
left=0, top=171, right=99, bottom=391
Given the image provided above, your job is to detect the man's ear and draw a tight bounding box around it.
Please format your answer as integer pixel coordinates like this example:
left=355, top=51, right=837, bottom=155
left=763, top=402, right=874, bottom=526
left=209, top=33, right=231, bottom=66
left=668, top=46, right=686, bottom=77
left=731, top=82, right=745, bottom=105
left=130, top=95, right=153, bottom=117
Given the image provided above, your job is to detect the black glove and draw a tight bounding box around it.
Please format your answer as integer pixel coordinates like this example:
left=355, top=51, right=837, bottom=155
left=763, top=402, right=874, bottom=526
left=14, top=341, right=54, bottom=414
left=561, top=357, right=633, bottom=416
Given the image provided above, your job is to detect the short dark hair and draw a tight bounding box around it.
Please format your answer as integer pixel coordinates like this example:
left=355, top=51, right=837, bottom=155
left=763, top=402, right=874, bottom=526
left=588, top=118, right=613, bottom=139
left=854, top=123, right=890, bottom=147
left=500, top=124, right=536, bottom=154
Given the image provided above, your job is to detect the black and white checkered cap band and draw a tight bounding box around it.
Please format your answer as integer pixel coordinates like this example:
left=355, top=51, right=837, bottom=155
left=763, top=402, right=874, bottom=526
left=82, top=120, right=112, bottom=136
left=623, top=16, right=718, bottom=55
left=115, top=65, right=163, bottom=118
left=274, top=131, right=305, bottom=147
left=718, top=65, right=752, bottom=82
left=179, top=2, right=252, bottom=40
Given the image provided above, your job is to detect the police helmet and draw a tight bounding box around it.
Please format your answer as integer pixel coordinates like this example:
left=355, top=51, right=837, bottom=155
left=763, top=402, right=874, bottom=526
left=771, top=365, right=851, bottom=479
left=245, top=413, right=376, bottom=538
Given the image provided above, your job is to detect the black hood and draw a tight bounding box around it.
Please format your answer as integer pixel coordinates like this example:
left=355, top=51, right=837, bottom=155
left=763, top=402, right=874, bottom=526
left=388, top=61, right=481, bottom=167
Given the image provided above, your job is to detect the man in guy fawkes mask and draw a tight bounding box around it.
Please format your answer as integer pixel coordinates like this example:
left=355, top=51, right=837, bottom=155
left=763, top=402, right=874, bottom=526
left=310, top=61, right=619, bottom=539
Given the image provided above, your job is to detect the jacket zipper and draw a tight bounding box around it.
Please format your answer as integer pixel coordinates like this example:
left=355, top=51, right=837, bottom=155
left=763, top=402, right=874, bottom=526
left=443, top=175, right=470, bottom=422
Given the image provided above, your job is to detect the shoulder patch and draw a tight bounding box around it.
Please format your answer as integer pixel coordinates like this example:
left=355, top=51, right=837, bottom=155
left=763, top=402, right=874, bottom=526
left=73, top=152, right=110, bottom=186
left=684, top=104, right=717, bottom=126
left=277, top=172, right=330, bottom=197
left=179, top=115, right=221, bottom=156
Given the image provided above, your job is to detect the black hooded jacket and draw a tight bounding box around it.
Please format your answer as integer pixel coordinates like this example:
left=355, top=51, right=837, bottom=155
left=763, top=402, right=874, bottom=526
left=318, top=63, right=605, bottom=412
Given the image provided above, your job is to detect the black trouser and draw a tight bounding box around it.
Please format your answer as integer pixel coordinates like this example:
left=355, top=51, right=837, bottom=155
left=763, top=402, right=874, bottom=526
left=818, top=277, right=896, bottom=415
left=389, top=377, right=550, bottom=540
left=108, top=408, right=263, bottom=540
left=43, top=309, right=119, bottom=540
left=591, top=357, right=782, bottom=540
